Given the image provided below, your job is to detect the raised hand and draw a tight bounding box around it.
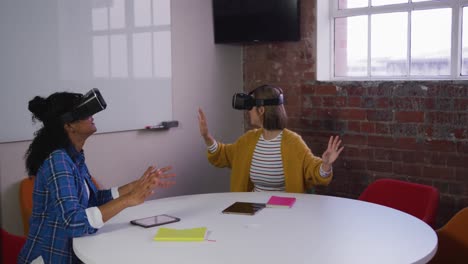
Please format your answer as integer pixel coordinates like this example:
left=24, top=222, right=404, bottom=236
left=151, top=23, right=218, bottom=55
left=126, top=165, right=175, bottom=207
left=198, top=108, right=214, bottom=146
left=321, top=136, right=344, bottom=171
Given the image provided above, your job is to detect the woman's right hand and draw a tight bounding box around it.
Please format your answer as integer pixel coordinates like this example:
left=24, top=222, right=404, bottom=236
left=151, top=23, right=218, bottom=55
left=99, top=166, right=175, bottom=223
left=125, top=165, right=175, bottom=207
left=198, top=108, right=214, bottom=146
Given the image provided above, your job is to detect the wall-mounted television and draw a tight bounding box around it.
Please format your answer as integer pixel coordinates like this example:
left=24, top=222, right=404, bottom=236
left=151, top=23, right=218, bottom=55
left=212, top=0, right=301, bottom=44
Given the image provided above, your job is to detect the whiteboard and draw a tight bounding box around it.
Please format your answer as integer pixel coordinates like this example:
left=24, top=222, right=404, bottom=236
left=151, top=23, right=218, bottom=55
left=0, top=0, right=173, bottom=143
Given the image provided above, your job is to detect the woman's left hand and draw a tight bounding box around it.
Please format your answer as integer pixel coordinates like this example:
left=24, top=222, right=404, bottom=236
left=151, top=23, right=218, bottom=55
left=321, top=136, right=344, bottom=170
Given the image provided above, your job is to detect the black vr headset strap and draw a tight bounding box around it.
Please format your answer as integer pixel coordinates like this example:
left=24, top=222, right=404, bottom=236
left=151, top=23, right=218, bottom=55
left=255, top=95, right=284, bottom=107
left=249, top=87, right=284, bottom=107
left=60, top=93, right=83, bottom=123
left=61, top=112, right=75, bottom=123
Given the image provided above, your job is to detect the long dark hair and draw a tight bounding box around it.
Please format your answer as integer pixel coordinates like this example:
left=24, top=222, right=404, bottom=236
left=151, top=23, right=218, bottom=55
left=25, top=92, right=82, bottom=176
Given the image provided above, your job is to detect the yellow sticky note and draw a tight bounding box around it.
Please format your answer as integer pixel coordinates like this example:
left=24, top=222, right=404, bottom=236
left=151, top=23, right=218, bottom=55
left=154, top=227, right=207, bottom=241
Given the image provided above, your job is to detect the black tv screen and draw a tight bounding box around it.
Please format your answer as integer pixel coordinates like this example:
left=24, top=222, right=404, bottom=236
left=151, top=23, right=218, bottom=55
left=212, top=0, right=301, bottom=44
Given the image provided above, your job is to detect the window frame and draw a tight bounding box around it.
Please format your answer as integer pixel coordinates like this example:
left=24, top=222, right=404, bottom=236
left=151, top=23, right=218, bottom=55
left=316, top=0, right=468, bottom=81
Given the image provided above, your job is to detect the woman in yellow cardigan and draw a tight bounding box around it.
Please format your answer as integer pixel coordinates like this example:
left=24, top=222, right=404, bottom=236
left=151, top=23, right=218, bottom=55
left=198, top=84, right=343, bottom=193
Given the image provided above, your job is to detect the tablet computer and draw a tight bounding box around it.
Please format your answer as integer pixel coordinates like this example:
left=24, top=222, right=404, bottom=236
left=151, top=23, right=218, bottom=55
left=222, top=202, right=266, bottom=215
left=130, top=214, right=180, bottom=228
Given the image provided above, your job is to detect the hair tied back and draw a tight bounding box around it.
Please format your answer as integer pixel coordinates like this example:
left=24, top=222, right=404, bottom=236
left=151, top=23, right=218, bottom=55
left=28, top=96, right=49, bottom=122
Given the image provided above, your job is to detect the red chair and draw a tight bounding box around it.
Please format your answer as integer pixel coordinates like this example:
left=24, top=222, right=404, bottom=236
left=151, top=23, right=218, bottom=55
left=1, top=228, right=27, bottom=264
left=358, top=178, right=439, bottom=227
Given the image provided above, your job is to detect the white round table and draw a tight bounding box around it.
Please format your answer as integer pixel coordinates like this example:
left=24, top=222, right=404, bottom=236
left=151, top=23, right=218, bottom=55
left=73, top=192, right=437, bottom=264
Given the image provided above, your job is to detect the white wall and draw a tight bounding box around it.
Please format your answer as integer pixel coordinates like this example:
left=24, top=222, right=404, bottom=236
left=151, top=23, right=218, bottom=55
left=0, top=0, right=243, bottom=236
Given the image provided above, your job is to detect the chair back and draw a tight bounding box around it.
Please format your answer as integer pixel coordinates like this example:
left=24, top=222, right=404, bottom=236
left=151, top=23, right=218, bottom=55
left=1, top=228, right=27, bottom=264
left=358, top=178, right=439, bottom=227
left=19, top=176, right=35, bottom=236
left=429, top=207, right=468, bottom=263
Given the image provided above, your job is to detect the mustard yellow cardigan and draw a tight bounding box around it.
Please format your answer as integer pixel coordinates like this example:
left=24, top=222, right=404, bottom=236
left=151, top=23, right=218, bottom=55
left=207, top=128, right=332, bottom=193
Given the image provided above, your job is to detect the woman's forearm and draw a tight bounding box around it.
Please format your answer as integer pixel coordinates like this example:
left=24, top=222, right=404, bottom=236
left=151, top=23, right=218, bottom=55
left=98, top=195, right=130, bottom=223
left=117, top=182, right=135, bottom=196
left=204, top=134, right=215, bottom=146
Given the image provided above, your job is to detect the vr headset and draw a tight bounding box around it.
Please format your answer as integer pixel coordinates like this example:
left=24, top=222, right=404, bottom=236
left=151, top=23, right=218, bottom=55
left=232, top=92, right=284, bottom=110
left=61, top=88, right=107, bottom=123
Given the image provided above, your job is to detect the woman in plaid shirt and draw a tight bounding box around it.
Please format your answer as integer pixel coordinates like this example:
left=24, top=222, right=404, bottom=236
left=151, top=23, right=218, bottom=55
left=18, top=91, right=175, bottom=263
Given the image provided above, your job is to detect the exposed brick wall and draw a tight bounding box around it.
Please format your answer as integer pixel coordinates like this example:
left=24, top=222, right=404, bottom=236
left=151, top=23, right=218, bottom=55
left=243, top=0, right=468, bottom=228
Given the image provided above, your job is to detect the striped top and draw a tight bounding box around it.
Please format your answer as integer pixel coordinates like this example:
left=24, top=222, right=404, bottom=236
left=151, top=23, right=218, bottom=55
left=207, top=130, right=332, bottom=193
left=207, top=128, right=333, bottom=193
left=250, top=132, right=285, bottom=192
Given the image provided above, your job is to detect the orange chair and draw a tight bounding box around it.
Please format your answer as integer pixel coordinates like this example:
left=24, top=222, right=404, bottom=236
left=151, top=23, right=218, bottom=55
left=19, top=175, right=101, bottom=236
left=19, top=176, right=35, bottom=236
left=429, top=207, right=468, bottom=263
left=1, top=228, right=27, bottom=264
left=358, top=178, right=439, bottom=227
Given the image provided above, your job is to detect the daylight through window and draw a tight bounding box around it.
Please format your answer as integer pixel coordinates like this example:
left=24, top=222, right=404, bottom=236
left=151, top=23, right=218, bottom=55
left=321, top=0, right=468, bottom=80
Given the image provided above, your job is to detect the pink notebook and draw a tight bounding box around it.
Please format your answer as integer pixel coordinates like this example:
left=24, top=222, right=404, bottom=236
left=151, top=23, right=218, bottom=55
left=266, top=196, right=296, bottom=208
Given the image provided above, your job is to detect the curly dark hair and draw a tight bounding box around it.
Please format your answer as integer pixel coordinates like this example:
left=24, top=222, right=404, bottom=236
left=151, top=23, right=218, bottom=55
left=25, top=92, right=82, bottom=176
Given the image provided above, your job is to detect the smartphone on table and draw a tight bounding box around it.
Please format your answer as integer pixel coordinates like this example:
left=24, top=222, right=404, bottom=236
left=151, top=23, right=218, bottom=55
left=130, top=214, right=180, bottom=228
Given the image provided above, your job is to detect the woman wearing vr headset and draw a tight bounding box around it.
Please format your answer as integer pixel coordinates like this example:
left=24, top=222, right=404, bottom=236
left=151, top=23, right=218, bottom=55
left=198, top=84, right=343, bottom=193
left=19, top=90, right=175, bottom=264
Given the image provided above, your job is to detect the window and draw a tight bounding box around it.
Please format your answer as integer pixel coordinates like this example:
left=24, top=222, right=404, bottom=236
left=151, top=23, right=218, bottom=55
left=92, top=0, right=171, bottom=79
left=316, top=0, right=468, bottom=80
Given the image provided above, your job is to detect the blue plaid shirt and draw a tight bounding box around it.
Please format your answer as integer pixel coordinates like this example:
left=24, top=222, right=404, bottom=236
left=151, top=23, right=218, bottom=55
left=18, top=146, right=114, bottom=263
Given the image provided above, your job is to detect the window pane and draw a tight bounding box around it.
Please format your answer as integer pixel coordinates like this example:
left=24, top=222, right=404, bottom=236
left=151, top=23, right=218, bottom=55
left=153, top=31, right=172, bottom=77
left=153, top=0, right=171, bottom=25
left=110, top=0, right=125, bottom=29
left=462, top=7, right=468, bottom=75
left=134, top=0, right=151, bottom=27
left=334, top=16, right=368, bottom=77
left=92, top=7, right=108, bottom=31
left=110, top=34, right=128, bottom=78
left=411, top=8, right=451, bottom=76
left=372, top=0, right=407, bottom=6
left=93, top=36, right=109, bottom=78
left=371, top=12, right=407, bottom=76
left=133, top=32, right=153, bottom=78
left=339, top=0, right=368, bottom=9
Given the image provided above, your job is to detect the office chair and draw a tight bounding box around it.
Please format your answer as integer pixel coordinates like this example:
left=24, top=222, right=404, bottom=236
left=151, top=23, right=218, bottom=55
left=19, top=176, right=35, bottom=236
left=358, top=178, right=439, bottom=227
left=1, top=228, right=27, bottom=264
left=429, top=207, right=468, bottom=263
left=19, top=175, right=101, bottom=236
